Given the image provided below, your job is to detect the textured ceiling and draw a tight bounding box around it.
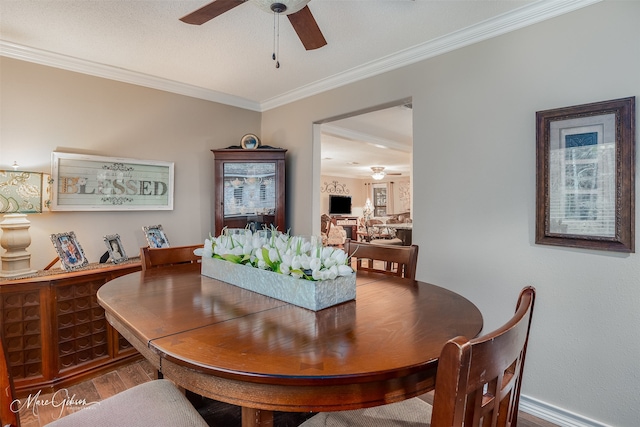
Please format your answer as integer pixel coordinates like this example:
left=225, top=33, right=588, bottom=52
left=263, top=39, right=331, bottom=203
left=321, top=104, right=413, bottom=179
left=0, top=0, right=598, bottom=111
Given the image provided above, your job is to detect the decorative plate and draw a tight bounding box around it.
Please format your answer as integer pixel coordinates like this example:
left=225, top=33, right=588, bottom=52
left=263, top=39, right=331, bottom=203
left=241, top=134, right=261, bottom=150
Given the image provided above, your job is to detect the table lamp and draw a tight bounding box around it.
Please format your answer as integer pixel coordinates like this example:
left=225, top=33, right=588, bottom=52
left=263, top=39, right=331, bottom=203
left=0, top=170, right=45, bottom=277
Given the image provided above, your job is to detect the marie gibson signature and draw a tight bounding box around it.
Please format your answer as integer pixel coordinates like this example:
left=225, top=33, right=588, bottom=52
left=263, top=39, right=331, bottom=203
left=11, top=388, right=99, bottom=420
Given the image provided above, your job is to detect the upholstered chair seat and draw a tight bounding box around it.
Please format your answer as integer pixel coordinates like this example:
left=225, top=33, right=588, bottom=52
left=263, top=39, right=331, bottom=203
left=301, top=398, right=433, bottom=426
left=45, top=379, right=209, bottom=427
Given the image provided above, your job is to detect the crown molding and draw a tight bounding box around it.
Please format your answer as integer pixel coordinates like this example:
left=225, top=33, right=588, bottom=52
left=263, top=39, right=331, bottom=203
left=260, top=0, right=602, bottom=110
left=0, top=0, right=600, bottom=113
left=0, top=41, right=261, bottom=112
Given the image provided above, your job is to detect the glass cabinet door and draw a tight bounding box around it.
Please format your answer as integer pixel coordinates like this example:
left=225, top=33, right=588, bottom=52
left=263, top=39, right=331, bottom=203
left=213, top=148, right=286, bottom=236
left=223, top=162, right=276, bottom=217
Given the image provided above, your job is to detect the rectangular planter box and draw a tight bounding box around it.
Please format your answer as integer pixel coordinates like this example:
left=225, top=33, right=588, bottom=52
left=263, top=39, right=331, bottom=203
left=201, top=256, right=356, bottom=311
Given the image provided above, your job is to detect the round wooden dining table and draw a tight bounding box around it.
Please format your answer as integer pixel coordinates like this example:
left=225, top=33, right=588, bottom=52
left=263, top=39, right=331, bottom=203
left=97, top=263, right=483, bottom=427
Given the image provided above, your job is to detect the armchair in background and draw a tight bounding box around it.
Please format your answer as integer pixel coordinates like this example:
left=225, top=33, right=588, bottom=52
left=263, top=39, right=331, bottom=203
left=321, top=215, right=347, bottom=247
left=328, top=219, right=347, bottom=247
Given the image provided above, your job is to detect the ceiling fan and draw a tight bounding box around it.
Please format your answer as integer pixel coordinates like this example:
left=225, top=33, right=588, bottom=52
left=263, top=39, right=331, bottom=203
left=180, top=0, right=327, bottom=51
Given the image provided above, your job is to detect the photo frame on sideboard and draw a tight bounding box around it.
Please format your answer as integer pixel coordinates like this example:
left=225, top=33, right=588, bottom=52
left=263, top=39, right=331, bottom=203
left=50, top=231, right=89, bottom=271
left=143, top=224, right=170, bottom=248
left=535, top=97, right=635, bottom=252
left=104, top=234, right=128, bottom=264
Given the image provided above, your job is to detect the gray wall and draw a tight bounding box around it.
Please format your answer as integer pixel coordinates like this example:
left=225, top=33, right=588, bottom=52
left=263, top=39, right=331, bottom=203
left=261, top=2, right=640, bottom=425
left=0, top=58, right=261, bottom=267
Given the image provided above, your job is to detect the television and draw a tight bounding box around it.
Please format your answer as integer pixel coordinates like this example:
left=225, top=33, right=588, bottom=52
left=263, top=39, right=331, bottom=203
left=329, top=195, right=352, bottom=215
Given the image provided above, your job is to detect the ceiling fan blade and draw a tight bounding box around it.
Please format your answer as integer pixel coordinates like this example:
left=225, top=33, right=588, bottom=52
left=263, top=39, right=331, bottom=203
left=180, top=0, right=245, bottom=25
left=287, top=5, right=327, bottom=50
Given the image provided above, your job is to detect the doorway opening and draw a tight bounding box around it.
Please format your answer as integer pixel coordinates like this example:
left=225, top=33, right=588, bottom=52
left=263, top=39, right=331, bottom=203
left=312, top=99, right=413, bottom=237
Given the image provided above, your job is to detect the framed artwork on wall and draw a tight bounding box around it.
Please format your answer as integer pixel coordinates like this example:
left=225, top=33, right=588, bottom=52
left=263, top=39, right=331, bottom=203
left=50, top=231, right=89, bottom=271
left=536, top=97, right=635, bottom=252
left=50, top=152, right=174, bottom=211
left=104, top=234, right=128, bottom=264
left=143, top=224, right=170, bottom=248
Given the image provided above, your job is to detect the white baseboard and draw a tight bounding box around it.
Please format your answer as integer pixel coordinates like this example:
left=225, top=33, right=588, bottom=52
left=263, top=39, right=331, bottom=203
left=519, top=395, right=611, bottom=427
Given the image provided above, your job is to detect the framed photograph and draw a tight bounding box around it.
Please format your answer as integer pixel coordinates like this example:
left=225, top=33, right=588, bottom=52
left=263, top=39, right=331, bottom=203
left=50, top=231, right=89, bottom=271
left=240, top=134, right=261, bottom=150
left=104, top=234, right=128, bottom=264
left=50, top=152, right=174, bottom=211
left=536, top=97, right=635, bottom=252
left=143, top=224, right=170, bottom=248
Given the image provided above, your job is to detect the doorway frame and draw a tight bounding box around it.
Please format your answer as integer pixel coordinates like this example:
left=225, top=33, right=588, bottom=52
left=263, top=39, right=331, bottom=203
left=312, top=98, right=413, bottom=236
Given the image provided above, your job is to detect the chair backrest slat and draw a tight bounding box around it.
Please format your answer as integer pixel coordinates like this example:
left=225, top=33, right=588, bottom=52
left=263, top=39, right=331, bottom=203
left=140, top=244, right=203, bottom=271
left=431, top=286, right=536, bottom=427
left=344, top=239, right=418, bottom=280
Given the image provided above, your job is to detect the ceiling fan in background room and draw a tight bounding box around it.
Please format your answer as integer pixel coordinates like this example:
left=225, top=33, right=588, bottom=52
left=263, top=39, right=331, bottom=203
left=181, top=0, right=327, bottom=67
left=371, top=166, right=402, bottom=180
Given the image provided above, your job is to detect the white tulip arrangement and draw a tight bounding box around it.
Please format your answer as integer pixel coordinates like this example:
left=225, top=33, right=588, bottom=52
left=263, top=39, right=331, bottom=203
left=204, top=228, right=354, bottom=281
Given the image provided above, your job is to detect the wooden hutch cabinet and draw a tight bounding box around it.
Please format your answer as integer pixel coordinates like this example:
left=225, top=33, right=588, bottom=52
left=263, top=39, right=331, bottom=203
left=212, top=148, right=286, bottom=236
left=0, top=260, right=141, bottom=395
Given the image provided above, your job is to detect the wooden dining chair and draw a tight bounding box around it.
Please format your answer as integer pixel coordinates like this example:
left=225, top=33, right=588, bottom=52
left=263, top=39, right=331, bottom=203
left=140, top=244, right=203, bottom=271
left=1, top=331, right=208, bottom=427
left=299, top=286, right=536, bottom=427
left=344, top=239, right=419, bottom=280
left=140, top=244, right=205, bottom=387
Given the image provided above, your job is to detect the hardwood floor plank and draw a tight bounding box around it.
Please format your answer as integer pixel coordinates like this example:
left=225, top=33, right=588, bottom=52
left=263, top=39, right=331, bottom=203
left=67, top=379, right=102, bottom=401
left=518, top=411, right=561, bottom=427
left=92, top=370, right=127, bottom=399
left=28, top=391, right=66, bottom=426
left=17, top=400, right=41, bottom=427
left=117, top=360, right=153, bottom=388
left=137, top=358, right=158, bottom=379
left=17, top=417, right=40, bottom=427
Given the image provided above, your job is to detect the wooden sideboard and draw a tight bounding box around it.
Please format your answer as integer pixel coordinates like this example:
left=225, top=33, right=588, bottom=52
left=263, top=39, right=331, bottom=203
left=0, top=259, right=142, bottom=396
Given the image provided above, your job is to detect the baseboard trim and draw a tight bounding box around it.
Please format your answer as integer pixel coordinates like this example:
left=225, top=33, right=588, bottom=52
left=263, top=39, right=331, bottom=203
left=520, top=395, right=610, bottom=427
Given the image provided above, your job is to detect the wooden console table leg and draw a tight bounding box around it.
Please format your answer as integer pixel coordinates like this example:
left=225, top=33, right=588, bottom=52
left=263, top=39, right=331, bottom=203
left=242, top=407, right=274, bottom=427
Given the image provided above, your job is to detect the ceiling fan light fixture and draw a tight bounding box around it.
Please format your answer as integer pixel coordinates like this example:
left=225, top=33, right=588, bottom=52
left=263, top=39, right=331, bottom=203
left=371, top=166, right=386, bottom=180
left=253, top=0, right=312, bottom=68
left=180, top=0, right=326, bottom=51
left=270, top=2, right=286, bottom=13
left=250, top=0, right=310, bottom=15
